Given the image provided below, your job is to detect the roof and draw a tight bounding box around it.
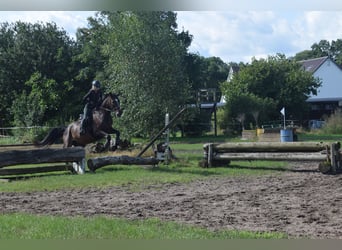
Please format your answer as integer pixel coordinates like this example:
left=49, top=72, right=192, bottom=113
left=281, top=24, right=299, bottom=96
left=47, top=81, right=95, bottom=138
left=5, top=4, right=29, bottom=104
left=226, top=65, right=240, bottom=82
left=306, top=97, right=342, bottom=103
left=230, top=65, right=240, bottom=73
left=186, top=102, right=225, bottom=109
left=299, top=56, right=329, bottom=73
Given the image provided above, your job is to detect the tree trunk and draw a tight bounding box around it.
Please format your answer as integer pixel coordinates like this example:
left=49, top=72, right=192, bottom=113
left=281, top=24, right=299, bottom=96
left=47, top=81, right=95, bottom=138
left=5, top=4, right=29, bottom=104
left=87, top=155, right=160, bottom=172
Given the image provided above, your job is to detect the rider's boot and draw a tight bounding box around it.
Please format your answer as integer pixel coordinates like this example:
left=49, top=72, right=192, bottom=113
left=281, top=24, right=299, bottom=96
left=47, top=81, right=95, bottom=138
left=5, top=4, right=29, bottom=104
left=80, top=118, right=87, bottom=135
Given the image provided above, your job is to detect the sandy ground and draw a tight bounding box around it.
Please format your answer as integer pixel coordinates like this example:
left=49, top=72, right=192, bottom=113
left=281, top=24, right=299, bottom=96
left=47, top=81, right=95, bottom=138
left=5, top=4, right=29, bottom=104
left=1, top=162, right=342, bottom=239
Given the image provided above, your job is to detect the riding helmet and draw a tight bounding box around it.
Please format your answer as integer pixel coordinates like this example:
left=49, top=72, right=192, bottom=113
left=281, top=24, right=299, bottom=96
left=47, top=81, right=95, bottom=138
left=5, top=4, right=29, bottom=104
left=92, top=80, right=101, bottom=88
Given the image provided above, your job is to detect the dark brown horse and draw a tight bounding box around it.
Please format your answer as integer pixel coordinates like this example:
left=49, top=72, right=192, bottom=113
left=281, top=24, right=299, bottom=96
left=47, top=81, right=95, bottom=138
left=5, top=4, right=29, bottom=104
left=36, top=93, right=122, bottom=150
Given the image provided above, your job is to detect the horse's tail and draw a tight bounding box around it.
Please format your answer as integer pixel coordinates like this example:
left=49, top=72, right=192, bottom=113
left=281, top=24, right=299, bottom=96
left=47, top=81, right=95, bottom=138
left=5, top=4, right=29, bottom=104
left=34, top=126, right=66, bottom=147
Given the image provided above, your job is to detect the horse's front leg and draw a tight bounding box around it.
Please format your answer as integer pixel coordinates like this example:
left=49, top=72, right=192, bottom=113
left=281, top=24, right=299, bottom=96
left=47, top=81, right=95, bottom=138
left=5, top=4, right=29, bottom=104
left=107, top=127, right=121, bottom=148
left=93, top=130, right=111, bottom=152
left=103, top=134, right=112, bottom=151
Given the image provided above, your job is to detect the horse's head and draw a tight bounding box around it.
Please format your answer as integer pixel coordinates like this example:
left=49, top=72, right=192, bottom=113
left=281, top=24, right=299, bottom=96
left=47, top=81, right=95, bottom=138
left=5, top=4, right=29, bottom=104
left=101, top=93, right=122, bottom=117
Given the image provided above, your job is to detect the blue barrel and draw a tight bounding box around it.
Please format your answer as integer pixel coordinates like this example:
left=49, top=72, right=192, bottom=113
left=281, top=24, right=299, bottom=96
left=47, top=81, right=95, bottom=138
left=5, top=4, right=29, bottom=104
left=280, top=129, right=293, bottom=142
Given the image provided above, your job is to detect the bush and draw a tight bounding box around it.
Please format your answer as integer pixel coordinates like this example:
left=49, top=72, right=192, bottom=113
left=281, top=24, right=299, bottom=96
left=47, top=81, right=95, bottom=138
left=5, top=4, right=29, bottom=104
left=182, top=109, right=212, bottom=137
left=11, top=126, right=51, bottom=143
left=320, top=110, right=342, bottom=134
left=217, top=108, right=243, bottom=136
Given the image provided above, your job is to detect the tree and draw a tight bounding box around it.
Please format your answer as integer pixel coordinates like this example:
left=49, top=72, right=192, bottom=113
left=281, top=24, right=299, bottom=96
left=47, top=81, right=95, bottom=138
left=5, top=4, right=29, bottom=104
left=293, top=50, right=315, bottom=61
left=311, top=40, right=331, bottom=57
left=75, top=13, right=109, bottom=82
left=180, top=54, right=229, bottom=135
left=331, top=39, right=342, bottom=65
left=78, top=11, right=192, bottom=139
left=9, top=71, right=64, bottom=140
left=220, top=54, right=321, bottom=131
left=0, top=22, right=15, bottom=125
left=294, top=39, right=342, bottom=65
left=0, top=21, right=79, bottom=126
left=222, top=93, right=275, bottom=130
left=184, top=54, right=229, bottom=98
left=10, top=90, right=45, bottom=127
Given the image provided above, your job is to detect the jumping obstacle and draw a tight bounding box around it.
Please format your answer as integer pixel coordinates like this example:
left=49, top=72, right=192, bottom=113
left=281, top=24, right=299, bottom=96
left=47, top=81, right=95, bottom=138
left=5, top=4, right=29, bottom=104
left=87, top=155, right=160, bottom=172
left=0, top=147, right=86, bottom=176
left=202, top=141, right=341, bottom=174
left=136, top=107, right=187, bottom=157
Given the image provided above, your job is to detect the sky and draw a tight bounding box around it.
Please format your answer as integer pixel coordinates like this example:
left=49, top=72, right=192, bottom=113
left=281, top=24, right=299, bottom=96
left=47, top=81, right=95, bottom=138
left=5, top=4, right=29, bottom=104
left=1, top=11, right=342, bottom=63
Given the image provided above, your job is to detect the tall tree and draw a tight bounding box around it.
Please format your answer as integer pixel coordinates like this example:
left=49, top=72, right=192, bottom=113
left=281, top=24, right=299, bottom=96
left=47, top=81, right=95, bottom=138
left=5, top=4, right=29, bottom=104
left=0, top=21, right=79, bottom=126
left=75, top=13, right=109, bottom=82
left=78, top=11, right=192, bottom=138
left=311, top=40, right=331, bottom=57
left=0, top=22, right=15, bottom=126
left=181, top=54, right=229, bottom=135
left=294, top=39, right=342, bottom=65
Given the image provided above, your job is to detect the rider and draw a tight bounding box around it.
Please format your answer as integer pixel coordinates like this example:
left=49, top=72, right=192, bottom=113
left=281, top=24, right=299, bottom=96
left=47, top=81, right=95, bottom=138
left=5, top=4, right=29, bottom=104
left=80, top=80, right=103, bottom=135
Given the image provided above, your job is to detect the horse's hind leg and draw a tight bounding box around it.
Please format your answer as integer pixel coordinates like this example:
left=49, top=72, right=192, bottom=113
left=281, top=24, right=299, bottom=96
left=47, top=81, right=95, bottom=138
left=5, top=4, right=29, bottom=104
left=63, top=127, right=73, bottom=148
left=115, top=129, right=121, bottom=145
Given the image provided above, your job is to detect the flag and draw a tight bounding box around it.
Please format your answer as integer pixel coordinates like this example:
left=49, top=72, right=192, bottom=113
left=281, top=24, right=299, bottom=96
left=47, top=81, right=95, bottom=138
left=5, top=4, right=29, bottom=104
left=280, top=107, right=285, bottom=116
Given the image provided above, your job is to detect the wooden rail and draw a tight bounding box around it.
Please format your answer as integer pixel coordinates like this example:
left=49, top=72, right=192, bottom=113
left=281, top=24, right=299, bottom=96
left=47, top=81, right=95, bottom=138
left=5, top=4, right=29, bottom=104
left=0, top=147, right=86, bottom=176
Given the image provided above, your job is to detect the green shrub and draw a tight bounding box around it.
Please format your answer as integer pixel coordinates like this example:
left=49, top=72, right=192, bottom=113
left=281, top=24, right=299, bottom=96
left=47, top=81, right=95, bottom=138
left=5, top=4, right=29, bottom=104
left=321, top=110, right=342, bottom=134
left=10, top=126, right=51, bottom=143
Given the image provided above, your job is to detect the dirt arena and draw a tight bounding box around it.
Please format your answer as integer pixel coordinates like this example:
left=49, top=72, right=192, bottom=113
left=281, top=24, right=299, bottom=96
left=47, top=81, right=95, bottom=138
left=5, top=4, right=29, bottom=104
left=1, top=161, right=342, bottom=239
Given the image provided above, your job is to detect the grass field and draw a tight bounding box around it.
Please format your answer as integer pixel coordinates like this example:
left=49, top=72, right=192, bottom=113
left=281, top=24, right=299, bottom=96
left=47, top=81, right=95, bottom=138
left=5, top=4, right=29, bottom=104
left=0, top=132, right=339, bottom=239
left=0, top=213, right=286, bottom=239
left=0, top=158, right=288, bottom=193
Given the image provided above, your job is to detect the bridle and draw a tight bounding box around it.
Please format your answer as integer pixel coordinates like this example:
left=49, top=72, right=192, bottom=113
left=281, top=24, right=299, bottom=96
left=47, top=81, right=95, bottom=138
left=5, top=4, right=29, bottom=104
left=100, top=94, right=121, bottom=115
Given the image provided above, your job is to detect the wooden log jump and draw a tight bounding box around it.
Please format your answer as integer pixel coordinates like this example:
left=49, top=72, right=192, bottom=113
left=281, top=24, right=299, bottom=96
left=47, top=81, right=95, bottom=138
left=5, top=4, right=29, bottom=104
left=0, top=147, right=86, bottom=176
left=214, top=152, right=327, bottom=161
left=87, top=155, right=160, bottom=172
left=202, top=142, right=341, bottom=174
left=206, top=141, right=330, bottom=152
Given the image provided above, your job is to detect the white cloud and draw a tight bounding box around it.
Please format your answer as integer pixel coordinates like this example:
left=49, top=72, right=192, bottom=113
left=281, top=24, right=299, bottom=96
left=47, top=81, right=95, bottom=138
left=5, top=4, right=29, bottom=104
left=177, top=11, right=342, bottom=63
left=3, top=11, right=342, bottom=64
left=176, top=11, right=286, bottom=63
left=0, top=11, right=95, bottom=38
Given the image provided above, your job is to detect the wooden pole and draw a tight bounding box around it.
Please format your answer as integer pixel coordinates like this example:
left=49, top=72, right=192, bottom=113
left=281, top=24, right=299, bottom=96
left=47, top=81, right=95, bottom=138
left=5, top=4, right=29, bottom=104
left=209, top=141, right=329, bottom=153
left=212, top=103, right=217, bottom=137
left=0, top=165, right=74, bottom=176
left=136, top=107, right=187, bottom=157
left=0, top=147, right=85, bottom=168
left=213, top=152, right=327, bottom=161
left=87, top=155, right=160, bottom=172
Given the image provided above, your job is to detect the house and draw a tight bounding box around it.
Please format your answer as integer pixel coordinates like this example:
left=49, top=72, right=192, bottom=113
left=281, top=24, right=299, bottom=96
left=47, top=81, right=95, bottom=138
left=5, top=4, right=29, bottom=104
left=222, top=58, right=342, bottom=128
left=300, top=56, right=342, bottom=123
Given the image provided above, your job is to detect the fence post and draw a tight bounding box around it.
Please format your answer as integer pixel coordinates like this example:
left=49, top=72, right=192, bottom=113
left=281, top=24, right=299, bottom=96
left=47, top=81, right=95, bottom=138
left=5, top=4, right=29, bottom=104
left=330, top=142, right=341, bottom=174
left=207, top=143, right=213, bottom=168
